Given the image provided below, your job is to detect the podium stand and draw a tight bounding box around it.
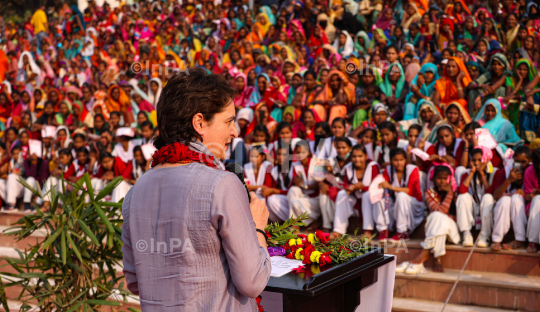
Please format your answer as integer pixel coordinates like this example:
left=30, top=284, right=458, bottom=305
left=264, top=247, right=393, bottom=312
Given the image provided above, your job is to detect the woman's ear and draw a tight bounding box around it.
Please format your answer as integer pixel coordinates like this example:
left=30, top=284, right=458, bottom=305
left=192, top=113, right=206, bottom=138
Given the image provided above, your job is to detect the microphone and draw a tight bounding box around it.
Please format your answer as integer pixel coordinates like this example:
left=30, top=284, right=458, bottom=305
left=225, top=162, right=252, bottom=203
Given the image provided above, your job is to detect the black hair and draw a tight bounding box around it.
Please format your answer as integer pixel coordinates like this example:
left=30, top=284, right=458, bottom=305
left=331, top=117, right=347, bottom=129
left=361, top=128, right=378, bottom=140
left=388, top=147, right=407, bottom=200
left=73, top=133, right=86, bottom=142
left=303, top=70, right=317, bottom=80
left=442, top=48, right=454, bottom=56
left=294, top=139, right=312, bottom=158
left=76, top=146, right=89, bottom=156
left=253, top=124, right=270, bottom=144
left=314, top=121, right=331, bottom=135
left=99, top=151, right=114, bottom=162
left=409, top=124, right=423, bottom=135
left=463, top=121, right=482, bottom=133
left=94, top=113, right=105, bottom=122
left=59, top=148, right=72, bottom=157
left=432, top=165, right=456, bottom=214
left=250, top=145, right=267, bottom=162
left=470, top=148, right=487, bottom=203
left=437, top=125, right=456, bottom=157
left=110, top=111, right=121, bottom=118
left=275, top=121, right=293, bottom=156
left=514, top=146, right=532, bottom=159
left=378, top=121, right=398, bottom=162
left=275, top=143, right=292, bottom=189
left=141, top=120, right=154, bottom=130
left=335, top=136, right=352, bottom=148
left=154, top=67, right=235, bottom=149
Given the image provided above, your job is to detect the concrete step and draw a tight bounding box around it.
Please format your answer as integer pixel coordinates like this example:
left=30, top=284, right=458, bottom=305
left=0, top=300, right=37, bottom=311
left=394, top=268, right=540, bottom=311
left=0, top=212, right=30, bottom=227
left=392, top=298, right=521, bottom=312
left=0, top=225, right=46, bottom=249
left=378, top=239, right=540, bottom=276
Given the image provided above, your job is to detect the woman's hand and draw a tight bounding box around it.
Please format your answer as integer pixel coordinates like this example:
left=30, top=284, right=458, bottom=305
left=379, top=181, right=392, bottom=189
left=294, top=175, right=304, bottom=187
left=507, top=168, right=523, bottom=183
left=418, top=138, right=426, bottom=150
left=514, top=189, right=525, bottom=197
left=261, top=187, right=276, bottom=198
left=478, top=162, right=487, bottom=175
left=249, top=192, right=269, bottom=231
left=474, top=95, right=483, bottom=111
left=429, top=154, right=440, bottom=162
left=319, top=182, right=329, bottom=195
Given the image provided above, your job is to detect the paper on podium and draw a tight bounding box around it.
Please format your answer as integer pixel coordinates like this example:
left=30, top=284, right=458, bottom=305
left=475, top=129, right=497, bottom=149
left=28, top=139, right=42, bottom=158
left=411, top=148, right=430, bottom=161
left=270, top=256, right=304, bottom=277
left=369, top=174, right=386, bottom=204
left=141, top=143, right=157, bottom=160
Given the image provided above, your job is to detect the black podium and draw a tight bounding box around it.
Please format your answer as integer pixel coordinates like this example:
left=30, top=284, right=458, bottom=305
left=264, top=247, right=393, bottom=312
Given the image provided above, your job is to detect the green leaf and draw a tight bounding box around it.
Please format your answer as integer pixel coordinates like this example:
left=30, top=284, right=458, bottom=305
left=95, top=176, right=123, bottom=201
left=42, top=228, right=63, bottom=249
left=67, top=234, right=83, bottom=264
left=18, top=272, right=48, bottom=278
left=17, top=177, right=42, bottom=198
left=127, top=308, right=142, bottom=312
left=84, top=299, right=121, bottom=306
left=66, top=302, right=83, bottom=312
left=77, top=220, right=99, bottom=245
left=61, top=230, right=67, bottom=265
left=83, top=173, right=95, bottom=202
left=98, top=201, right=123, bottom=208
left=94, top=204, right=114, bottom=235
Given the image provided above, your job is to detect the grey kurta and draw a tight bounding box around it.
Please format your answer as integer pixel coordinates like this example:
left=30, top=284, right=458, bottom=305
left=122, top=162, right=271, bottom=311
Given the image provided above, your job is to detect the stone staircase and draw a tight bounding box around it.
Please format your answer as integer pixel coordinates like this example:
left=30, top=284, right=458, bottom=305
left=0, top=211, right=539, bottom=311
left=383, top=238, right=540, bottom=312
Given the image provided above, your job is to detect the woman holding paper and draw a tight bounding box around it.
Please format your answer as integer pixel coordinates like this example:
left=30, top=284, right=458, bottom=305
left=474, top=99, right=523, bottom=149
left=378, top=148, right=424, bottom=242
left=331, top=144, right=382, bottom=240
left=111, top=146, right=149, bottom=204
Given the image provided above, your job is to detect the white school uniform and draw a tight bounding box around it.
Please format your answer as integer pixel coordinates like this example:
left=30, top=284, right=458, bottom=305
left=422, top=211, right=460, bottom=258
left=456, top=168, right=500, bottom=239
left=373, top=139, right=409, bottom=164
left=319, top=157, right=348, bottom=229
left=401, top=140, right=434, bottom=194
left=381, top=165, right=425, bottom=234
left=6, top=173, right=39, bottom=205
left=288, top=158, right=320, bottom=225
left=492, top=165, right=527, bottom=243
left=111, top=159, right=146, bottom=203
left=266, top=165, right=295, bottom=222
left=332, top=161, right=382, bottom=234
left=244, top=160, right=273, bottom=201
left=316, top=136, right=358, bottom=160
left=527, top=196, right=540, bottom=244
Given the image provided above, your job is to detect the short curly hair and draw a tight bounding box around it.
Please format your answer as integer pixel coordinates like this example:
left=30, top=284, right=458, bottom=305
left=154, top=67, right=236, bottom=149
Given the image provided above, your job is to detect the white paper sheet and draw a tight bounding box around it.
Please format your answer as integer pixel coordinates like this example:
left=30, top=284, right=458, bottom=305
left=41, top=125, right=57, bottom=138
left=28, top=139, right=42, bottom=158
left=270, top=256, right=304, bottom=277
left=369, top=174, right=386, bottom=204
left=141, top=143, right=157, bottom=160
left=410, top=148, right=430, bottom=161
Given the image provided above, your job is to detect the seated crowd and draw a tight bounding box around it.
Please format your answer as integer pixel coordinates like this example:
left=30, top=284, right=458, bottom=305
left=0, top=0, right=540, bottom=274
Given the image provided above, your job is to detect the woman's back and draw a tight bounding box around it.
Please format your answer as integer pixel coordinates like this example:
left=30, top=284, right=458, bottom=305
left=122, top=163, right=271, bottom=311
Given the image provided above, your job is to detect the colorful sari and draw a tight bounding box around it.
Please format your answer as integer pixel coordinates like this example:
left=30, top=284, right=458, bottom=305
left=427, top=102, right=472, bottom=143
left=404, top=63, right=440, bottom=120
left=316, top=70, right=356, bottom=124
left=474, top=99, right=523, bottom=149
left=434, top=57, right=471, bottom=110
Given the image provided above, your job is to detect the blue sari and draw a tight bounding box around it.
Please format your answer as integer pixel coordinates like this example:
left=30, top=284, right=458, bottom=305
left=403, top=63, right=440, bottom=120
left=474, top=99, right=524, bottom=150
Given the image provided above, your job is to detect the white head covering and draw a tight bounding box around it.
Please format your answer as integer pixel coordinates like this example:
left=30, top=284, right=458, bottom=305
left=148, top=77, right=163, bottom=106
left=18, top=51, right=42, bottom=80
left=333, top=30, right=354, bottom=57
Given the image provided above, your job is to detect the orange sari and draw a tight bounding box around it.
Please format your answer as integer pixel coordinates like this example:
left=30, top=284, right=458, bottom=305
left=105, top=85, right=131, bottom=113
left=316, top=70, right=356, bottom=124
left=435, top=57, right=471, bottom=111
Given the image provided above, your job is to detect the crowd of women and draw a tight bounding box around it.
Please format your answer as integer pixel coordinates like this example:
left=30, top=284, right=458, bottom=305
left=1, top=0, right=540, bottom=274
